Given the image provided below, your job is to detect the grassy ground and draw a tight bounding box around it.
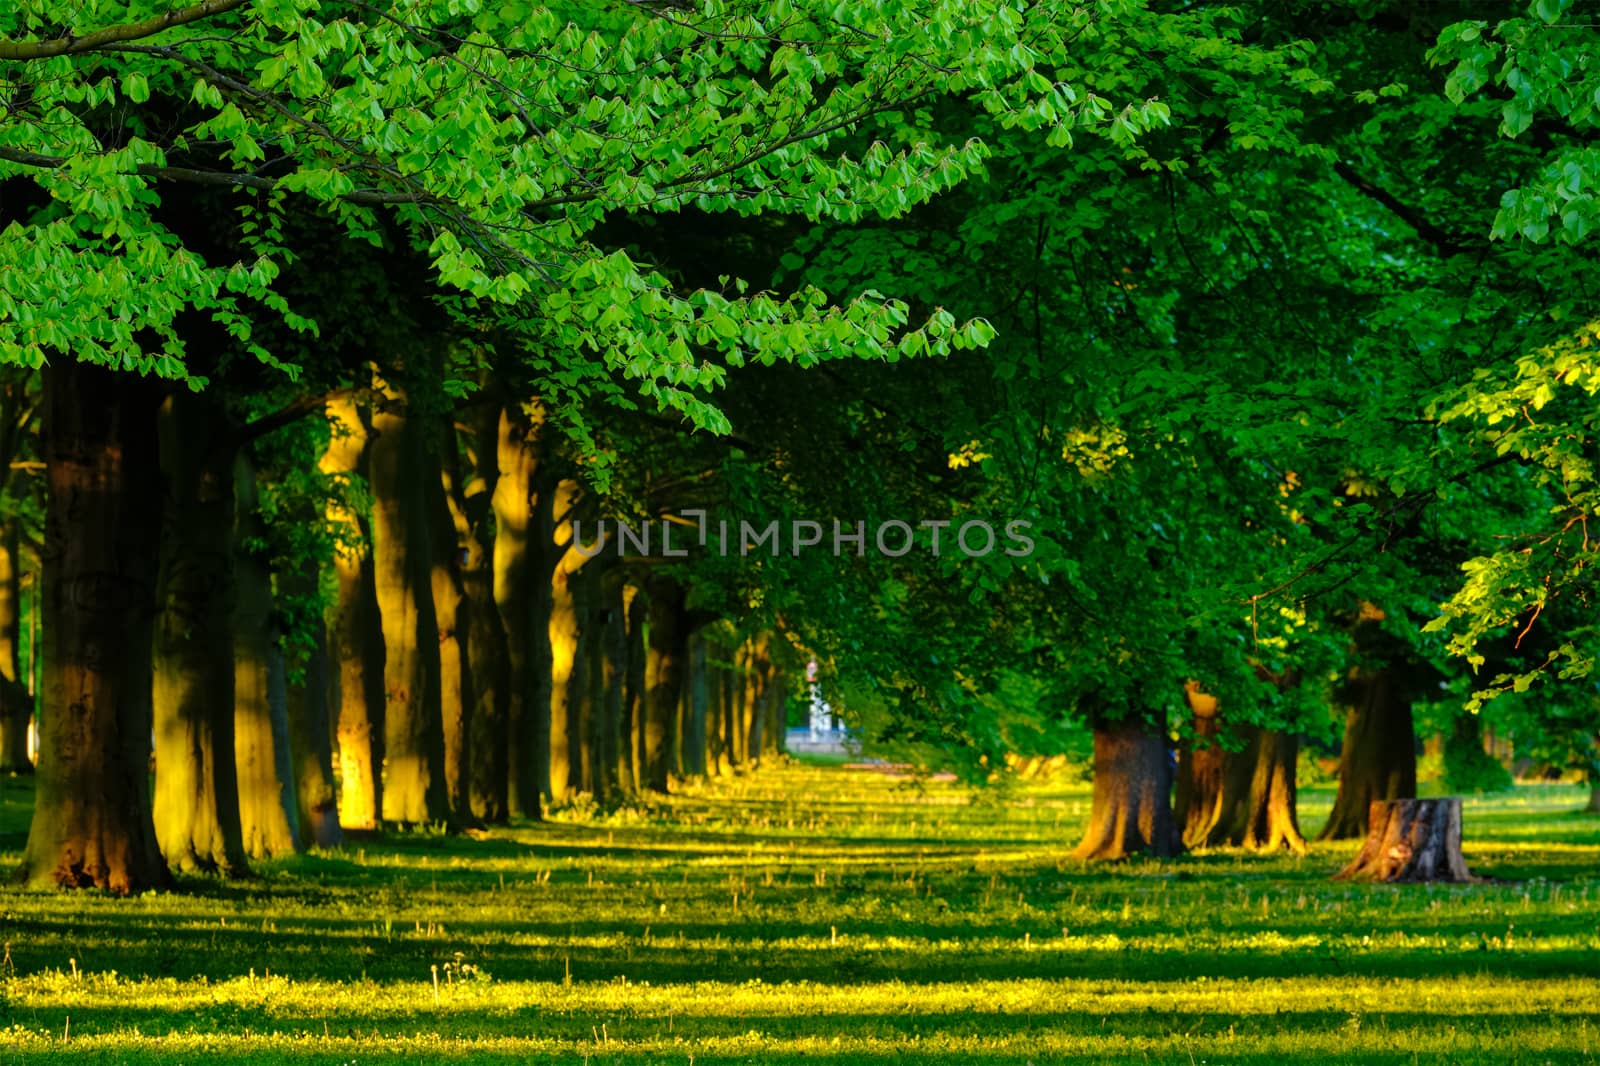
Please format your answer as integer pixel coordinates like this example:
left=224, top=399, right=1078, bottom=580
left=1, top=764, right=1598, bottom=1064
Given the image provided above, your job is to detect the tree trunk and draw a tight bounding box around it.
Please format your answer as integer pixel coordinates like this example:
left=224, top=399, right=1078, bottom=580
left=281, top=545, right=342, bottom=849
left=620, top=584, right=644, bottom=796
left=492, top=407, right=553, bottom=820
left=684, top=635, right=708, bottom=777
left=320, top=396, right=384, bottom=831
left=17, top=362, right=168, bottom=893
left=232, top=453, right=299, bottom=860
left=458, top=399, right=510, bottom=824
left=368, top=379, right=448, bottom=826
left=151, top=391, right=250, bottom=877
left=428, top=439, right=474, bottom=824
left=568, top=563, right=602, bottom=798
left=1175, top=683, right=1305, bottom=852
left=1334, top=798, right=1471, bottom=882
left=0, top=375, right=34, bottom=774
left=1174, top=683, right=1224, bottom=848
left=1221, top=728, right=1305, bottom=851
left=599, top=577, right=627, bottom=800
left=0, top=523, right=33, bottom=774
left=1587, top=785, right=1600, bottom=813
left=546, top=479, right=587, bottom=804
left=642, top=579, right=686, bottom=792
left=1319, top=663, right=1417, bottom=840
left=1072, top=714, right=1180, bottom=861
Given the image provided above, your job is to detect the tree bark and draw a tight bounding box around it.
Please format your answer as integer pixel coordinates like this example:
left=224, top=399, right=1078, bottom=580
left=320, top=396, right=384, bottom=831
left=0, top=523, right=33, bottom=774
left=0, top=374, right=36, bottom=774
left=492, top=406, right=553, bottom=820
left=1072, top=713, right=1180, bottom=861
left=1174, top=682, right=1224, bottom=848
left=546, top=478, right=587, bottom=804
left=151, top=390, right=250, bottom=877
left=281, top=545, right=342, bottom=849
left=1334, top=798, right=1471, bottom=882
left=1175, top=682, right=1305, bottom=852
left=427, top=437, right=474, bottom=824
left=368, top=378, right=448, bottom=826
left=1319, top=663, right=1417, bottom=841
left=641, top=578, right=686, bottom=792
left=232, top=452, right=299, bottom=860
left=620, top=583, right=644, bottom=796
left=458, top=399, right=510, bottom=824
left=17, top=362, right=168, bottom=893
left=683, top=634, right=709, bottom=777
left=1587, top=784, right=1600, bottom=814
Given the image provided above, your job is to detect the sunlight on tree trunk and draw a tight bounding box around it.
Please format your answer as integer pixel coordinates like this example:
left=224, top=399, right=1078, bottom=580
left=1335, top=798, right=1470, bottom=882
left=368, top=376, right=448, bottom=826
left=232, top=453, right=299, bottom=860
left=547, top=478, right=586, bottom=804
left=620, top=584, right=645, bottom=796
left=428, top=441, right=473, bottom=825
left=151, top=391, right=249, bottom=877
left=18, top=363, right=168, bottom=893
left=1072, top=713, right=1180, bottom=861
left=456, top=400, right=510, bottom=824
left=282, top=541, right=342, bottom=849
left=1320, top=671, right=1417, bottom=841
left=321, top=397, right=384, bottom=831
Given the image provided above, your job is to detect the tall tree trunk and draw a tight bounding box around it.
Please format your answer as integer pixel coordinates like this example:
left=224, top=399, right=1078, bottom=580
left=0, top=374, right=36, bottom=775
left=321, top=397, right=384, bottom=830
left=597, top=575, right=627, bottom=800
left=493, top=406, right=552, bottom=820
left=642, top=579, right=686, bottom=792
left=151, top=391, right=250, bottom=877
left=763, top=667, right=785, bottom=757
left=744, top=638, right=770, bottom=768
left=569, top=562, right=602, bottom=798
left=0, top=523, right=33, bottom=773
left=1072, top=712, right=1180, bottom=861
left=456, top=400, right=510, bottom=824
left=547, top=479, right=587, bottom=804
left=18, top=362, right=168, bottom=892
left=232, top=453, right=299, bottom=860
left=368, top=380, right=448, bottom=826
left=1319, top=663, right=1417, bottom=840
left=620, top=584, right=644, bottom=796
left=684, top=635, right=709, bottom=777
left=282, top=543, right=342, bottom=848
left=1587, top=782, right=1600, bottom=814
left=428, top=440, right=473, bottom=824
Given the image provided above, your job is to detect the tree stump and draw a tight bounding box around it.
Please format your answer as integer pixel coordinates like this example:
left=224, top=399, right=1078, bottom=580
left=1334, top=798, right=1471, bottom=883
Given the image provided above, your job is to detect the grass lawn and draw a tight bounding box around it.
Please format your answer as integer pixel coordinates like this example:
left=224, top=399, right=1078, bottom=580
left=1, top=763, right=1598, bottom=1063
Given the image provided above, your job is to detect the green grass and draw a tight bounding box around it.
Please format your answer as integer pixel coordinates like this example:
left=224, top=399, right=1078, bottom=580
left=1, top=765, right=1598, bottom=1063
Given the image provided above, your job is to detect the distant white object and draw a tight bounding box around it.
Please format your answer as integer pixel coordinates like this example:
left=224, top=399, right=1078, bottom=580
left=26, top=713, right=37, bottom=765
left=807, top=680, right=837, bottom=739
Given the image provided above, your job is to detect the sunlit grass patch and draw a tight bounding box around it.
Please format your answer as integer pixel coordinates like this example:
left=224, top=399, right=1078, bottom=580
left=2, top=763, right=1598, bottom=1063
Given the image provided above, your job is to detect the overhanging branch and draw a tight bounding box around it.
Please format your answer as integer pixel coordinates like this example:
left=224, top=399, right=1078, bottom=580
left=0, top=0, right=251, bottom=61
left=1333, top=161, right=1472, bottom=258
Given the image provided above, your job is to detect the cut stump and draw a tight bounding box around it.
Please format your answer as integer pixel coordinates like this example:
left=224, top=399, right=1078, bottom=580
left=1334, top=798, right=1471, bottom=882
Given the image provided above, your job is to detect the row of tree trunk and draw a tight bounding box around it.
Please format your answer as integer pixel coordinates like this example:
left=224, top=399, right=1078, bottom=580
left=1072, top=656, right=1421, bottom=863
left=16, top=363, right=787, bottom=893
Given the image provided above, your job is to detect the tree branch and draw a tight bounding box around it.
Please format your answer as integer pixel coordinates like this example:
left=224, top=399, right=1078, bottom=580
left=1333, top=161, right=1473, bottom=258
left=0, top=146, right=436, bottom=205
left=0, top=0, right=251, bottom=61
left=235, top=387, right=363, bottom=447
